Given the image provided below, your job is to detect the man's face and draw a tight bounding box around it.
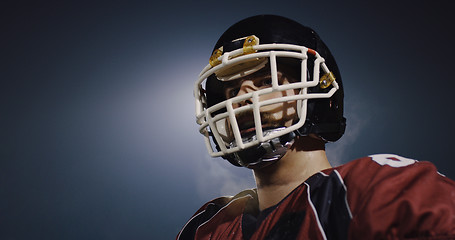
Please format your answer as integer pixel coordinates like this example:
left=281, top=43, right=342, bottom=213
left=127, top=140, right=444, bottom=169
left=221, top=68, right=299, bottom=140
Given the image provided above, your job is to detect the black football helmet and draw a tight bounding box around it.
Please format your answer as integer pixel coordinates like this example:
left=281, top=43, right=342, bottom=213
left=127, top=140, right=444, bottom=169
left=194, top=15, right=346, bottom=168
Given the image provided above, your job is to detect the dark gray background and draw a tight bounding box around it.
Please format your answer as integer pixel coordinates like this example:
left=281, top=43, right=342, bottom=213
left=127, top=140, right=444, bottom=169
left=2, top=1, right=454, bottom=239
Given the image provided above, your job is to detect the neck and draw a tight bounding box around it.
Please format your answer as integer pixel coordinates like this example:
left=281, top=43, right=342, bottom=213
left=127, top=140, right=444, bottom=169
left=252, top=136, right=331, bottom=210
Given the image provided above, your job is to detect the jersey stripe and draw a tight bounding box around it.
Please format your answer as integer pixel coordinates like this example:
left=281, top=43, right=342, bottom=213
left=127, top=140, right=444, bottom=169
left=305, top=181, right=328, bottom=240
left=305, top=171, right=352, bottom=240
left=334, top=170, right=353, bottom=219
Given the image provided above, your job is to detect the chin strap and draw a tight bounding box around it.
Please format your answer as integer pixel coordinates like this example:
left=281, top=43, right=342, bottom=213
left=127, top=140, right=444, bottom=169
left=226, top=131, right=296, bottom=169
left=222, top=119, right=346, bottom=167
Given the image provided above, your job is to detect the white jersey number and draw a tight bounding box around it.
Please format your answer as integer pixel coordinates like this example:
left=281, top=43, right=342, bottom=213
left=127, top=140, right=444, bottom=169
left=370, top=154, right=416, bottom=168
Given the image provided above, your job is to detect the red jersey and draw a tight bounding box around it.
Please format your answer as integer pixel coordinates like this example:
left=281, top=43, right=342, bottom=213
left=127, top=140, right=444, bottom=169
left=177, top=154, right=455, bottom=239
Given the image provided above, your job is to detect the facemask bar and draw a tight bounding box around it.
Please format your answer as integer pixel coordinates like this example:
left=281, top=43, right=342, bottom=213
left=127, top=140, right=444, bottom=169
left=194, top=43, right=339, bottom=158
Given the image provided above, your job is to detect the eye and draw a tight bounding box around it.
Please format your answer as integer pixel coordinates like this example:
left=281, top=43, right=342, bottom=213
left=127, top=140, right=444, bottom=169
left=226, top=88, right=240, bottom=98
left=261, top=78, right=272, bottom=87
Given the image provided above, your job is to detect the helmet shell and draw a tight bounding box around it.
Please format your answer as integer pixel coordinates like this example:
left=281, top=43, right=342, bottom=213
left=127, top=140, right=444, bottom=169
left=206, top=15, right=346, bottom=144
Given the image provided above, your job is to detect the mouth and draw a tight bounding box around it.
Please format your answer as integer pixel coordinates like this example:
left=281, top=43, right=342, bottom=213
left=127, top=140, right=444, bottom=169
left=234, top=111, right=286, bottom=140
left=239, top=123, right=278, bottom=139
left=240, top=126, right=256, bottom=138
left=236, top=113, right=279, bottom=139
left=229, top=124, right=287, bottom=149
left=238, top=120, right=256, bottom=138
left=235, top=112, right=255, bottom=137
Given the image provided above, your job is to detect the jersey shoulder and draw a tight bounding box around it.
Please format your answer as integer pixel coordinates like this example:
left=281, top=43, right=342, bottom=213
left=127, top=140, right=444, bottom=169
left=333, top=154, right=455, bottom=238
left=335, top=153, right=450, bottom=182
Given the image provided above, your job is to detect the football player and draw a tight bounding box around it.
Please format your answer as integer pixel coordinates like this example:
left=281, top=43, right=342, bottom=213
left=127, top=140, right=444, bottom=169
left=177, top=15, right=455, bottom=239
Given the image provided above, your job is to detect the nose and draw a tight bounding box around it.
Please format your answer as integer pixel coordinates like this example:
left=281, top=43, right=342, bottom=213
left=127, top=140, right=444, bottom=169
left=237, top=80, right=257, bottom=96
left=234, top=80, right=256, bottom=107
